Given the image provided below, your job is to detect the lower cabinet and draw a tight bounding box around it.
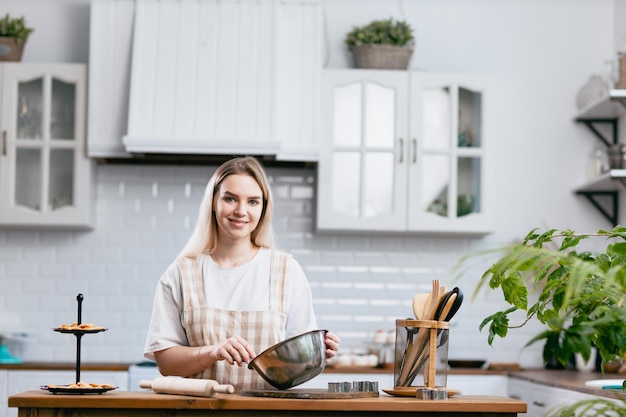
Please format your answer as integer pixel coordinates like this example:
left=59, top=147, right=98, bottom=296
left=448, top=375, right=508, bottom=396
left=508, top=377, right=602, bottom=417
left=4, top=370, right=128, bottom=417
left=0, top=371, right=7, bottom=417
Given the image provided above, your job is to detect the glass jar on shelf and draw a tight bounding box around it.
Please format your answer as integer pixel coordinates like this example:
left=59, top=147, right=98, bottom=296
left=587, top=145, right=610, bottom=180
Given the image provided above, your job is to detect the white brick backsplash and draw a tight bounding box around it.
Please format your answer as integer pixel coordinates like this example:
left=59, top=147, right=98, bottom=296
left=0, top=163, right=546, bottom=368
left=0, top=246, right=20, bottom=261
left=23, top=246, right=55, bottom=262
left=6, top=263, right=38, bottom=277
left=37, top=262, right=72, bottom=278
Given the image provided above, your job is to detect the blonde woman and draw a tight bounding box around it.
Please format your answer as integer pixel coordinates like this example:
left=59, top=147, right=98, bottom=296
left=144, top=156, right=339, bottom=391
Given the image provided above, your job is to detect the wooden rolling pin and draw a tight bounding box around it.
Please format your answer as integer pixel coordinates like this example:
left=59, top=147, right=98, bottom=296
left=140, top=377, right=234, bottom=397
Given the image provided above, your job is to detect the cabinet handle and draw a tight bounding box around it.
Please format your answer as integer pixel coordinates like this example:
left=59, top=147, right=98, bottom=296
left=2, top=130, right=5, bottom=156
left=398, top=138, right=404, bottom=163
left=532, top=400, right=546, bottom=408
left=509, top=395, right=521, bottom=400
left=412, top=138, right=417, bottom=163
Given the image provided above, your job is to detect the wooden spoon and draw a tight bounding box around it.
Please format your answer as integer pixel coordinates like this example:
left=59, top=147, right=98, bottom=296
left=412, top=293, right=430, bottom=319
left=424, top=279, right=441, bottom=320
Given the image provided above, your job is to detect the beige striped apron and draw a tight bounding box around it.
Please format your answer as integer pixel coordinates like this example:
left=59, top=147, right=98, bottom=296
left=179, top=251, right=288, bottom=391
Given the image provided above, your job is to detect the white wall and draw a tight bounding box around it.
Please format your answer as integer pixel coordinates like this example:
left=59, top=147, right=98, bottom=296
left=0, top=0, right=623, bottom=371
left=1, top=0, right=90, bottom=63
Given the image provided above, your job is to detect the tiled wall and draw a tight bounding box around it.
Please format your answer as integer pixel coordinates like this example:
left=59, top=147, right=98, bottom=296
left=0, top=163, right=544, bottom=367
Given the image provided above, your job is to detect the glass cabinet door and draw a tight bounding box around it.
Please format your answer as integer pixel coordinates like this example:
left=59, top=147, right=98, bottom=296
left=408, top=73, right=493, bottom=233
left=317, top=70, right=409, bottom=231
left=0, top=63, right=90, bottom=228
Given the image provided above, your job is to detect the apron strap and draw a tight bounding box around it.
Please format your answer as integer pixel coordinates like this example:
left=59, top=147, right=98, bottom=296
left=269, top=250, right=289, bottom=313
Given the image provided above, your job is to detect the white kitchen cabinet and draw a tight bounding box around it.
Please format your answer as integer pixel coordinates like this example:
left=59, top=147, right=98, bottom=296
left=447, top=374, right=508, bottom=396
left=0, top=63, right=92, bottom=229
left=4, top=370, right=128, bottom=417
left=87, top=0, right=134, bottom=158
left=0, top=370, right=7, bottom=417
left=88, top=0, right=321, bottom=161
left=317, top=69, right=494, bottom=234
left=508, top=376, right=606, bottom=417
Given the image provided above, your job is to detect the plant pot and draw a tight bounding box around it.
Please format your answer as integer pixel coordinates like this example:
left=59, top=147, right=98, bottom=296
left=0, top=37, right=25, bottom=62
left=350, top=44, right=413, bottom=70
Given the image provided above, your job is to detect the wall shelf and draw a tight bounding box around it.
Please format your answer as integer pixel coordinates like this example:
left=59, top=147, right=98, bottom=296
left=574, top=171, right=626, bottom=226
left=575, top=90, right=626, bottom=147
left=574, top=90, right=626, bottom=225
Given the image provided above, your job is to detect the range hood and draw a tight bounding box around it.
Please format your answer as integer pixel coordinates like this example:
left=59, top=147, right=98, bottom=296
left=122, top=0, right=323, bottom=162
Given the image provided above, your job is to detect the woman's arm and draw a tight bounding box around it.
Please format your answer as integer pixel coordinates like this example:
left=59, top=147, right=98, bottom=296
left=154, top=336, right=257, bottom=377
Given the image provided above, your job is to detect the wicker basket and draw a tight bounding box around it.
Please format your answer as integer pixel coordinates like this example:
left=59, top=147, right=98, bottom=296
left=351, top=44, right=413, bottom=70
left=0, top=37, right=25, bottom=62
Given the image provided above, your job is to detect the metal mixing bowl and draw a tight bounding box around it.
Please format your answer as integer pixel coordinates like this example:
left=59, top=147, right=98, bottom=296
left=248, top=329, right=327, bottom=390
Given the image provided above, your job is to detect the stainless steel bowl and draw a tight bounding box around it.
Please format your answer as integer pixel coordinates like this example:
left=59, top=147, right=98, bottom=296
left=248, top=329, right=327, bottom=390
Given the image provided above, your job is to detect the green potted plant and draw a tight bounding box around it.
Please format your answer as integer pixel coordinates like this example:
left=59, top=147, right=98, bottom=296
left=0, top=13, right=34, bottom=62
left=345, top=18, right=415, bottom=70
left=459, top=226, right=626, bottom=416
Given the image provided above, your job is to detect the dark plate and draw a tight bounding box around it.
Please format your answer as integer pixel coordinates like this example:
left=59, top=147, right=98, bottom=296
left=40, top=385, right=117, bottom=394
left=447, top=359, right=486, bottom=368
left=53, top=328, right=107, bottom=334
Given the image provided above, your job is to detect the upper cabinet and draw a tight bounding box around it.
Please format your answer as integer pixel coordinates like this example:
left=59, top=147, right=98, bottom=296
left=0, top=63, right=92, bottom=229
left=88, top=0, right=322, bottom=161
left=317, top=69, right=494, bottom=234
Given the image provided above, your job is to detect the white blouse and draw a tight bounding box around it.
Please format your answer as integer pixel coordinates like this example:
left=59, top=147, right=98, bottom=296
left=144, top=248, right=318, bottom=360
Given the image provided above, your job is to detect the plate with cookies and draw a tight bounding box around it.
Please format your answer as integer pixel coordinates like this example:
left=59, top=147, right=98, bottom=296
left=41, top=382, right=117, bottom=394
left=53, top=323, right=107, bottom=334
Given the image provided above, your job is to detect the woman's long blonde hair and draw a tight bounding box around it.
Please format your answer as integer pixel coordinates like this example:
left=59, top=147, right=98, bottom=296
left=178, top=156, right=276, bottom=258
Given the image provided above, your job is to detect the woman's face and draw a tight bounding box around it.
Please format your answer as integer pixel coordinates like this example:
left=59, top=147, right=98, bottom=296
left=213, top=174, right=264, bottom=242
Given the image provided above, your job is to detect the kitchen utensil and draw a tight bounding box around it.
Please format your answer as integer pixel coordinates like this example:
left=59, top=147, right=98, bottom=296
left=382, top=387, right=460, bottom=397
left=402, top=286, right=462, bottom=386
left=447, top=360, right=486, bottom=369
left=40, top=385, right=117, bottom=395
left=140, top=377, right=234, bottom=397
left=248, top=329, right=327, bottom=390
left=416, top=387, right=448, bottom=400
left=443, top=287, right=463, bottom=321
left=433, top=290, right=454, bottom=320
left=397, top=280, right=440, bottom=386
left=410, top=288, right=463, bottom=379
left=412, top=293, right=430, bottom=319
left=241, top=388, right=378, bottom=399
left=437, top=293, right=457, bottom=321
left=427, top=280, right=441, bottom=319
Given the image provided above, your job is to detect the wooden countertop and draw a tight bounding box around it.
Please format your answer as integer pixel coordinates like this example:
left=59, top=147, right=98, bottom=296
left=8, top=390, right=526, bottom=416
left=0, top=362, right=132, bottom=371
left=510, top=370, right=626, bottom=399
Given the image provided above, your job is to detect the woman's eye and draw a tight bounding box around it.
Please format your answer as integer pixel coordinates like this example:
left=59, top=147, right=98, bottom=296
left=225, top=196, right=236, bottom=202
left=249, top=200, right=260, bottom=206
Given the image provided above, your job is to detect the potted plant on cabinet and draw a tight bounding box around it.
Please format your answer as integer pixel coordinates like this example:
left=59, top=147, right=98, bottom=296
left=0, top=13, right=34, bottom=62
left=458, top=226, right=626, bottom=416
left=345, top=18, right=415, bottom=70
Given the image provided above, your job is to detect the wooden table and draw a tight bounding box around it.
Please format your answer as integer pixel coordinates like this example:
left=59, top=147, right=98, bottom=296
left=9, top=390, right=526, bottom=416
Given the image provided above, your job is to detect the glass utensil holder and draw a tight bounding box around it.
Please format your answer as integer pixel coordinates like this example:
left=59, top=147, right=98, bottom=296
left=394, top=319, right=450, bottom=388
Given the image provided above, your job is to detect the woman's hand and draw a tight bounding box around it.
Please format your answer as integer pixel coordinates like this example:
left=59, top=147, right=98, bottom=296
left=213, top=335, right=256, bottom=367
left=324, top=331, right=340, bottom=362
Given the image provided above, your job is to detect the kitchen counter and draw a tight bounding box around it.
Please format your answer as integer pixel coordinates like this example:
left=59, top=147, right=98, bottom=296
left=510, top=370, right=626, bottom=399
left=9, top=390, right=526, bottom=416
left=0, top=362, right=132, bottom=371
